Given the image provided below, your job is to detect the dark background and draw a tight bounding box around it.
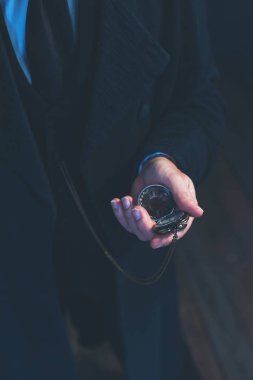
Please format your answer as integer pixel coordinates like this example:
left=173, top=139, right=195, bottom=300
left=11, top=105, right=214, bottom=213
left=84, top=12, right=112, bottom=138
left=207, top=0, right=253, bottom=204
left=176, top=3, right=253, bottom=380
left=208, top=0, right=253, bottom=79
left=75, top=2, right=253, bottom=379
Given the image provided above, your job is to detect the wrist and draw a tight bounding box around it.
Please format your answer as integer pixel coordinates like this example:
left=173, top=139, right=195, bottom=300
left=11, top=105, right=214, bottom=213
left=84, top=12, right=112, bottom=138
left=143, top=156, right=178, bottom=171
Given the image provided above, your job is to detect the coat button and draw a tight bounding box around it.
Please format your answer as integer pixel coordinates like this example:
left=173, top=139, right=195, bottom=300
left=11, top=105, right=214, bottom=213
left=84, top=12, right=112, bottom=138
left=138, top=103, right=150, bottom=121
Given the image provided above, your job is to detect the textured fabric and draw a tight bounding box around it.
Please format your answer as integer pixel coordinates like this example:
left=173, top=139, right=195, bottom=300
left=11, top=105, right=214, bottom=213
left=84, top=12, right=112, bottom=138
left=0, top=0, right=30, bottom=81
left=0, top=4, right=92, bottom=379
left=0, top=1, right=224, bottom=379
left=0, top=0, right=168, bottom=171
left=0, top=0, right=77, bottom=82
left=138, top=152, right=177, bottom=174
left=25, top=0, right=75, bottom=101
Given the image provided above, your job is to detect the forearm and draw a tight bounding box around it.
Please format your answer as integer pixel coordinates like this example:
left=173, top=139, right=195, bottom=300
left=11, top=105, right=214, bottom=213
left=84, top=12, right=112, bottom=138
left=138, top=83, right=225, bottom=185
left=132, top=0, right=225, bottom=185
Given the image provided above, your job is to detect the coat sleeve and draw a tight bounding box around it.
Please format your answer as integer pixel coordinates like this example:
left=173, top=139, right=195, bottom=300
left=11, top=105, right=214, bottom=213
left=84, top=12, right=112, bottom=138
left=132, top=0, right=225, bottom=186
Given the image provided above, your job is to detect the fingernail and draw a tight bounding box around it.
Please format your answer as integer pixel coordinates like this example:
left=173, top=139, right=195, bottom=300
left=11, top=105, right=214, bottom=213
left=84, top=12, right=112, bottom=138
left=152, top=242, right=160, bottom=250
left=111, top=199, right=119, bottom=211
left=132, top=208, right=141, bottom=221
left=198, top=206, right=204, bottom=214
left=122, top=197, right=131, bottom=210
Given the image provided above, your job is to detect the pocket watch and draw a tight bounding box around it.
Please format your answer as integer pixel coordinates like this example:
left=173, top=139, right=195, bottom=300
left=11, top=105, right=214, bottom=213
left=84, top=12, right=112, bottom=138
left=137, top=184, right=189, bottom=235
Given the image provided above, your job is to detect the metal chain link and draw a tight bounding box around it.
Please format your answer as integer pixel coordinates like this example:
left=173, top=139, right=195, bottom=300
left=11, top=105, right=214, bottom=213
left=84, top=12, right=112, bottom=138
left=59, top=160, right=177, bottom=286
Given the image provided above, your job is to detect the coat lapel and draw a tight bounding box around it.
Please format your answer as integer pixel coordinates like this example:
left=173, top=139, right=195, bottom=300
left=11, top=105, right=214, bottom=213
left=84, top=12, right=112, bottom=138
left=0, top=31, right=56, bottom=214
left=0, top=0, right=170, bottom=209
left=80, top=0, right=171, bottom=189
left=83, top=0, right=171, bottom=145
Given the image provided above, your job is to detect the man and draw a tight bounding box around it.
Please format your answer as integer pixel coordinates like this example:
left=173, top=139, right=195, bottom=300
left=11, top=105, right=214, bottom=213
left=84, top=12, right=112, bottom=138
left=0, top=0, right=224, bottom=379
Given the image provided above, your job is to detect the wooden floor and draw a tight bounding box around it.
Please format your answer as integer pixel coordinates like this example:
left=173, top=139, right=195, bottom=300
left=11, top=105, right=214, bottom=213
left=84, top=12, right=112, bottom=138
left=72, top=78, right=253, bottom=379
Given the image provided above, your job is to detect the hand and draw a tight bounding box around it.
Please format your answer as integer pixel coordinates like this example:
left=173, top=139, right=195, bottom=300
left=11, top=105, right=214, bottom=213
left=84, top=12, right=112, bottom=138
left=110, top=157, right=204, bottom=249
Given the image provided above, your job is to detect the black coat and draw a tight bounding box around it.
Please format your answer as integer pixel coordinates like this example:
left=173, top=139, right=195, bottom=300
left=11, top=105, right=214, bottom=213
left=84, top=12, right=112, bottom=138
left=0, top=0, right=225, bottom=379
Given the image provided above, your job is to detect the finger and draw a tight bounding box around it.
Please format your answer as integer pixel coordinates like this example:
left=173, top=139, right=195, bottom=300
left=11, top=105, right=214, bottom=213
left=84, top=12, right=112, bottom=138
left=150, top=217, right=194, bottom=249
left=111, top=197, right=155, bottom=241
left=121, top=196, right=147, bottom=240
left=150, top=233, right=174, bottom=249
left=110, top=198, right=133, bottom=233
left=131, top=205, right=157, bottom=241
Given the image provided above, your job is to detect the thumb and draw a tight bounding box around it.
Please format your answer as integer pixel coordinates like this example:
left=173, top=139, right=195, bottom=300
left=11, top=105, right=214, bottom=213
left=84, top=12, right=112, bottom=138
left=165, top=175, right=204, bottom=218
left=173, top=191, right=204, bottom=218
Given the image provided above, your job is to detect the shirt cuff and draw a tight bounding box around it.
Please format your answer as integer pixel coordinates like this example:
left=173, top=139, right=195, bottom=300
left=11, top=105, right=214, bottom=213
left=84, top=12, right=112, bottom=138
left=138, top=152, right=176, bottom=174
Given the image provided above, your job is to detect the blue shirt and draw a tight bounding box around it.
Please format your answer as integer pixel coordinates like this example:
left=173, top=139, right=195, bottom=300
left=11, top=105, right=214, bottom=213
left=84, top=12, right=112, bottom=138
left=0, top=0, right=172, bottom=173
left=0, top=0, right=77, bottom=83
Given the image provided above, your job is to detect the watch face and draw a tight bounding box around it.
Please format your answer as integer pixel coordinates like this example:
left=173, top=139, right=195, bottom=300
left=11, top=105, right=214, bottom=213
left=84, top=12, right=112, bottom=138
left=137, top=184, right=189, bottom=235
left=137, top=185, right=176, bottom=222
